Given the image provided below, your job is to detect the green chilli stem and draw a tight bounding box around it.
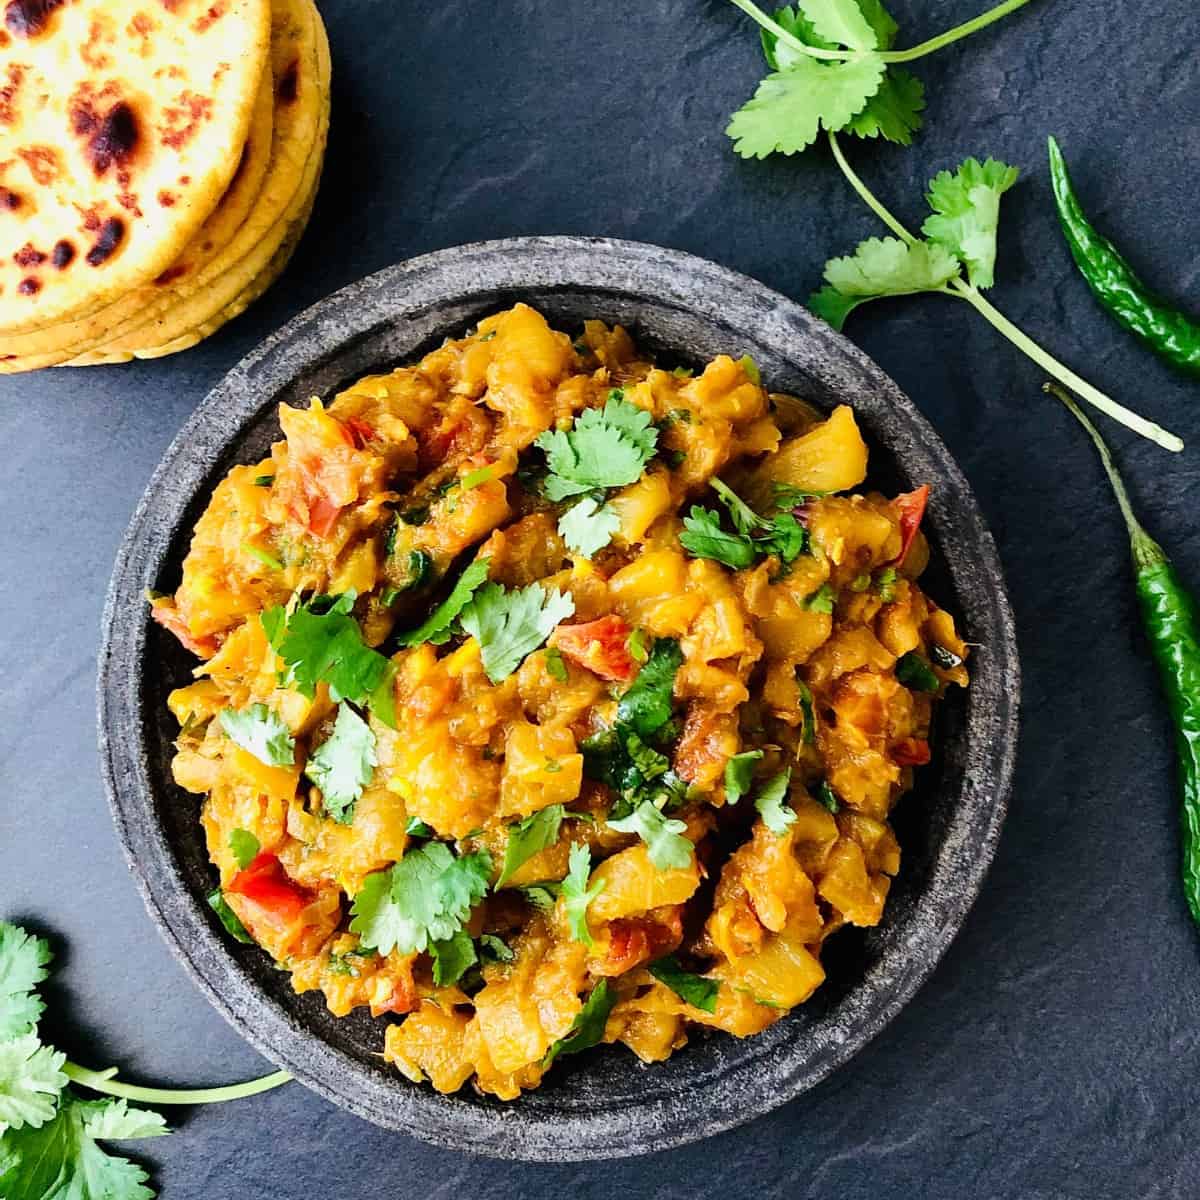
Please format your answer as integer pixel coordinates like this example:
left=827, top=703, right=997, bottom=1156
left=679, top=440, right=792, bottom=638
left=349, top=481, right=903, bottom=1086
left=825, top=134, right=1185, bottom=454
left=952, top=283, right=1184, bottom=452
left=1043, top=382, right=1167, bottom=569
left=64, top=1061, right=293, bottom=1106
left=727, top=0, right=1036, bottom=63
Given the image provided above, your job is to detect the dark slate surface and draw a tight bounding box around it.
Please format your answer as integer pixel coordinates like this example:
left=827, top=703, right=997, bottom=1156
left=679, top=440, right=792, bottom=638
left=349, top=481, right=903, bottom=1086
left=1, top=0, right=1198, bottom=1194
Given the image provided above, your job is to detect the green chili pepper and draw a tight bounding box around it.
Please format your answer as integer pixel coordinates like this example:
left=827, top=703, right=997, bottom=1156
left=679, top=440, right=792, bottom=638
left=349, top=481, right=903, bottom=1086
left=1047, top=137, right=1200, bottom=376
left=1048, top=382, right=1200, bottom=926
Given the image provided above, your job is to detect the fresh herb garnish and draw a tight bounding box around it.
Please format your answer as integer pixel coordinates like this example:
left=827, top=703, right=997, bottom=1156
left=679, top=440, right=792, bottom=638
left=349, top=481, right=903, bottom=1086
left=648, top=955, right=719, bottom=1014
left=519, top=882, right=562, bottom=912
left=558, top=496, right=621, bottom=559
left=241, top=542, right=283, bottom=572
left=626, top=627, right=649, bottom=664
left=875, top=565, right=898, bottom=602
left=535, top=394, right=659, bottom=500
left=542, top=980, right=616, bottom=1066
left=816, top=779, right=841, bottom=813
left=544, top=646, right=569, bottom=682
left=616, top=637, right=682, bottom=737
left=393, top=557, right=491, bottom=648
left=429, top=930, right=477, bottom=987
left=305, top=703, right=377, bottom=825
left=561, top=843, right=605, bottom=946
left=218, top=705, right=295, bottom=767
left=253, top=474, right=275, bottom=487
left=206, top=890, right=253, bottom=944
left=478, top=934, right=514, bottom=964
left=679, top=479, right=808, bottom=570
left=895, top=651, right=940, bottom=693
left=797, top=678, right=817, bottom=745
left=804, top=583, right=836, bottom=613
left=607, top=801, right=693, bottom=869
left=350, top=844, right=492, bottom=957
left=460, top=581, right=575, bottom=684
left=753, top=769, right=796, bottom=834
left=724, top=750, right=764, bottom=805
left=262, top=593, right=395, bottom=719
left=496, top=805, right=564, bottom=887
left=460, top=465, right=495, bottom=490
left=405, top=816, right=434, bottom=839
left=227, top=829, right=260, bottom=871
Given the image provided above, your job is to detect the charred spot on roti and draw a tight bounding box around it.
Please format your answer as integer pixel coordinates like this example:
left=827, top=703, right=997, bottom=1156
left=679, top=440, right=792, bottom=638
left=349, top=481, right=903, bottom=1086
left=277, top=57, right=299, bottom=104
left=193, top=2, right=228, bottom=34
left=71, top=95, right=141, bottom=178
left=1, top=188, right=21, bottom=209
left=157, top=188, right=176, bottom=206
left=0, top=63, right=25, bottom=125
left=13, top=241, right=43, bottom=266
left=85, top=215, right=124, bottom=266
left=51, top=238, right=74, bottom=268
left=159, top=90, right=212, bottom=150
left=16, top=274, right=39, bottom=294
left=16, top=144, right=57, bottom=185
left=4, top=0, right=65, bottom=39
left=154, top=261, right=186, bottom=285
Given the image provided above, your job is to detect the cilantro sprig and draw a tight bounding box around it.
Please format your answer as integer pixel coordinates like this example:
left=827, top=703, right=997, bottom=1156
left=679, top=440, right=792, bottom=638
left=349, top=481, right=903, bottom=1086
left=542, top=980, right=617, bottom=1067
left=607, top=801, right=694, bottom=870
left=460, top=581, right=576, bottom=684
left=218, top=705, right=295, bottom=767
left=648, top=956, right=719, bottom=1014
left=679, top=478, right=807, bottom=571
left=725, top=0, right=1036, bottom=159
left=305, top=703, right=377, bottom=824
left=535, top=393, right=658, bottom=501
left=806, top=140, right=1181, bottom=450
left=349, top=844, right=492, bottom=956
left=0, top=921, right=289, bottom=1200
left=561, top=843, right=605, bottom=947
left=496, top=805, right=564, bottom=887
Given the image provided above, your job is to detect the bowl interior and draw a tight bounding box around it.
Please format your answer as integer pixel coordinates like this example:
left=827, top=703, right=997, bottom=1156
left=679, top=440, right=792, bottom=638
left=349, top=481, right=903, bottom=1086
left=102, top=237, right=1018, bottom=1160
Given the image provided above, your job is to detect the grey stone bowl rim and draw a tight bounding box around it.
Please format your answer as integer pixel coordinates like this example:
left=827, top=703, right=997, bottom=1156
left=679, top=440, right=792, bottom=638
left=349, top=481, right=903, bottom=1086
left=97, top=235, right=1019, bottom=1161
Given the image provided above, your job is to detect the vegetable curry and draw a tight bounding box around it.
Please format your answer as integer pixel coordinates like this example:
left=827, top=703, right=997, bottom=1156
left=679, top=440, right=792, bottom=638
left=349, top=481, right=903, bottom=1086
left=152, top=303, right=968, bottom=1098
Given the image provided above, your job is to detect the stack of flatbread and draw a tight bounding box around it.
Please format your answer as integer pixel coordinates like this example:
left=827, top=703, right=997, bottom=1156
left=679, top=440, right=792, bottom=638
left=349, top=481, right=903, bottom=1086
left=0, top=0, right=329, bottom=371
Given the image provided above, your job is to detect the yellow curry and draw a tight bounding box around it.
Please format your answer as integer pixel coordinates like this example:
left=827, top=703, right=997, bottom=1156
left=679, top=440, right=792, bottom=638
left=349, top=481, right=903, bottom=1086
left=152, top=303, right=968, bottom=1099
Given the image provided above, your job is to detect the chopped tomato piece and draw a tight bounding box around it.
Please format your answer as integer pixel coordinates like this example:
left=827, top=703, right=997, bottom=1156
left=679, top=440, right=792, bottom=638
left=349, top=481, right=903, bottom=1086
left=553, top=615, right=636, bottom=682
left=600, top=908, right=684, bottom=975
left=151, top=602, right=218, bottom=658
left=892, top=737, right=931, bottom=766
left=306, top=495, right=342, bottom=538
left=893, top=484, right=930, bottom=565
left=344, top=417, right=375, bottom=449
left=227, top=853, right=312, bottom=930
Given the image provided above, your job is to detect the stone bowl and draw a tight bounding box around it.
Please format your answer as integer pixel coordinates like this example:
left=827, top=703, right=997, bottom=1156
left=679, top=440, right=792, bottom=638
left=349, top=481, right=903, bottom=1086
left=98, top=236, right=1019, bottom=1161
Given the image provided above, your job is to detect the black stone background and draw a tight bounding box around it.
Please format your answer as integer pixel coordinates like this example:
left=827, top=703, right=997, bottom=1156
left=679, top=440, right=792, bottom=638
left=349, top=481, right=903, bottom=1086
left=2, top=0, right=1199, bottom=1195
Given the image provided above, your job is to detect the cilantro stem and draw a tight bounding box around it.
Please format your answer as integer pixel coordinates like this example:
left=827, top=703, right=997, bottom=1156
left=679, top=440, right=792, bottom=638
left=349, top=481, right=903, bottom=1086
left=727, top=0, right=1036, bottom=63
left=825, top=133, right=1185, bottom=454
left=63, top=1061, right=293, bottom=1105
left=827, top=131, right=916, bottom=243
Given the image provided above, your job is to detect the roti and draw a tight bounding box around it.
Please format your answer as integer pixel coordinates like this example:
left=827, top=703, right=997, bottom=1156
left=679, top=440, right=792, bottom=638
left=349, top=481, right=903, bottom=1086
left=0, top=0, right=271, bottom=334
left=0, top=0, right=324, bottom=370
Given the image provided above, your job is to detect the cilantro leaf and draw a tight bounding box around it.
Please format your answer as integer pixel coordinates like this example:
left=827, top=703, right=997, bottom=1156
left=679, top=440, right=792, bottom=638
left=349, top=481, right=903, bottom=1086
left=810, top=237, right=961, bottom=330
left=460, top=581, right=575, bottom=684
left=349, top=844, right=492, bottom=956
left=804, top=583, right=836, bottom=613
left=817, top=779, right=841, bottom=812
left=754, top=769, right=797, bottom=835
left=78, top=1099, right=168, bottom=1142
left=711, top=478, right=759, bottom=535
left=852, top=0, right=899, bottom=48
left=558, top=497, right=620, bottom=559
left=921, top=157, right=1020, bottom=288
left=0, top=1096, right=161, bottom=1200
left=608, top=801, right=693, bottom=869
left=797, top=678, right=817, bottom=745
left=305, top=704, right=377, bottom=824
left=561, top=843, right=605, bottom=947
left=896, top=651, right=940, bottom=693
left=616, top=637, right=682, bottom=737
left=543, top=980, right=616, bottom=1067
left=724, top=750, right=764, bottom=805
left=478, top=934, right=515, bottom=964
left=0, top=924, right=51, bottom=1039
left=0, top=1034, right=66, bottom=1134
left=535, top=395, right=658, bottom=500
left=218, top=705, right=294, bottom=767
left=761, top=5, right=836, bottom=66
left=796, top=0, right=877, bottom=50
left=263, top=593, right=392, bottom=711
left=544, top=646, right=568, bottom=682
left=519, top=883, right=562, bottom=912
left=429, top=929, right=477, bottom=987
left=496, top=805, right=564, bottom=887
left=228, top=829, right=260, bottom=870
left=679, top=506, right=758, bottom=569
left=648, top=956, right=719, bottom=1014
left=394, top=556, right=491, bottom=648
left=727, top=55, right=885, bottom=159
left=845, top=67, right=925, bottom=146
left=206, top=889, right=253, bottom=944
